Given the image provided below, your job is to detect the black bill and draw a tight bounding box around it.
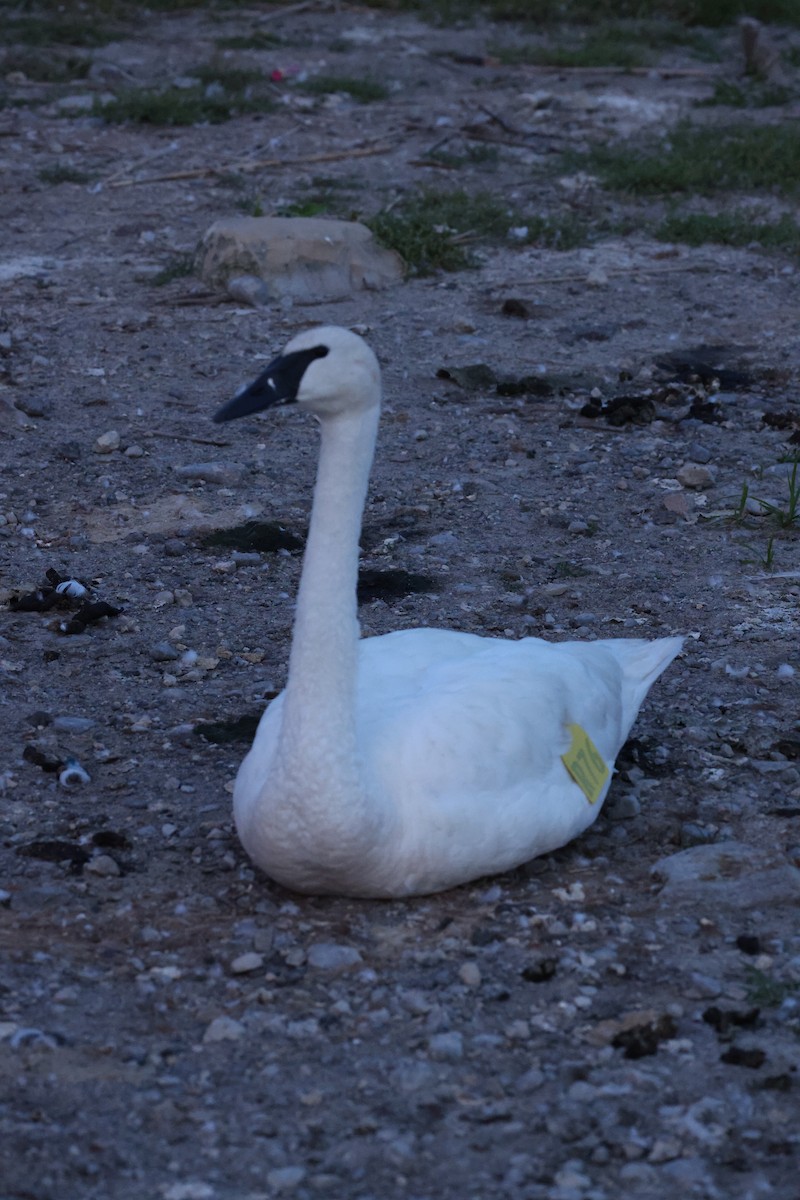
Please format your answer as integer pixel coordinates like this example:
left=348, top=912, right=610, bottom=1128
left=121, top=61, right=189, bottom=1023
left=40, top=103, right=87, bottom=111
left=213, top=345, right=329, bottom=424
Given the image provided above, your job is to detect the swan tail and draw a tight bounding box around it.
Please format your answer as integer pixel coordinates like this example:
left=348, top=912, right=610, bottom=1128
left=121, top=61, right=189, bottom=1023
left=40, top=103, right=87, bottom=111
left=604, top=635, right=684, bottom=729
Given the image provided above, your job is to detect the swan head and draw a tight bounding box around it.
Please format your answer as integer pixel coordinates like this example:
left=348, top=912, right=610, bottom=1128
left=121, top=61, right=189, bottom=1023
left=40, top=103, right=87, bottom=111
left=214, top=325, right=381, bottom=424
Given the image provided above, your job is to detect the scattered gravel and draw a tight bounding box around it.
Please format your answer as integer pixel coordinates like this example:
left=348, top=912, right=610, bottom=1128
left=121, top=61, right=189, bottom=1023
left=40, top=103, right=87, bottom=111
left=1, top=5, right=799, bottom=1200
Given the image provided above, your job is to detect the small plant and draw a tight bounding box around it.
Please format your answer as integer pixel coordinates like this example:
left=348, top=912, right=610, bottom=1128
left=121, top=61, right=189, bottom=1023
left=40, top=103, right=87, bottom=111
left=368, top=187, right=515, bottom=274
left=732, top=480, right=752, bottom=524
left=369, top=188, right=590, bottom=274
left=758, top=459, right=800, bottom=528
left=5, top=14, right=117, bottom=48
left=99, top=63, right=274, bottom=126
left=2, top=50, right=92, bottom=83
left=215, top=32, right=283, bottom=50
left=587, top=121, right=800, bottom=198
left=151, top=254, right=195, bottom=286
left=297, top=74, right=390, bottom=103
left=656, top=210, right=800, bottom=255
left=493, top=31, right=652, bottom=69
left=742, top=534, right=776, bottom=570
left=427, top=144, right=500, bottom=169
left=745, top=966, right=798, bottom=1007
left=699, top=78, right=795, bottom=108
left=360, top=0, right=800, bottom=28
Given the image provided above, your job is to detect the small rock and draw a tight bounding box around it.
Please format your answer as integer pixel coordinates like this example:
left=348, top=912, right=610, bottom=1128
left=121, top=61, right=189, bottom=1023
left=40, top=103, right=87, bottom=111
left=230, top=952, right=264, bottom=975
left=306, top=942, right=362, bottom=971
left=174, top=461, right=246, bottom=486
left=162, top=1184, right=215, bottom=1200
left=265, top=1166, right=306, bottom=1192
left=677, top=463, right=715, bottom=489
left=56, top=93, right=96, bottom=113
left=515, top=1066, right=545, bottom=1093
left=687, top=442, right=712, bottom=464
left=203, top=1015, right=245, bottom=1043
left=585, top=266, right=609, bottom=287
left=459, top=961, right=481, bottom=987
left=52, top=715, right=95, bottom=734
left=661, top=491, right=691, bottom=520
left=124, top=443, right=145, bottom=458
left=687, top=972, right=722, bottom=998
left=604, top=791, right=641, bottom=821
left=85, top=854, right=120, bottom=878
left=428, top=1031, right=463, bottom=1061
left=679, top=821, right=715, bottom=848
left=226, top=274, right=271, bottom=307
left=163, top=538, right=187, bottom=557
left=150, top=641, right=180, bottom=662
left=94, top=429, right=121, bottom=453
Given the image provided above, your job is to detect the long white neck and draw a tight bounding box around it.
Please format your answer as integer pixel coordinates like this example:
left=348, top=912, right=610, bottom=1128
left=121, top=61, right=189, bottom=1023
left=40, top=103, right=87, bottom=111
left=276, top=405, right=380, bottom=781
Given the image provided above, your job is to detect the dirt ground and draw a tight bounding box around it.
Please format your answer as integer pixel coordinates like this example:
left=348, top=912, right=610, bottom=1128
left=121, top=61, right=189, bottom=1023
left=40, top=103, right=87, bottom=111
left=1, top=5, right=799, bottom=1199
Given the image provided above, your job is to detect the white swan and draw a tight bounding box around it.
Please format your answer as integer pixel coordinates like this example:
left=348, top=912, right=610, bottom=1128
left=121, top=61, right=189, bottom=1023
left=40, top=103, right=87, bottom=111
left=214, top=326, right=682, bottom=898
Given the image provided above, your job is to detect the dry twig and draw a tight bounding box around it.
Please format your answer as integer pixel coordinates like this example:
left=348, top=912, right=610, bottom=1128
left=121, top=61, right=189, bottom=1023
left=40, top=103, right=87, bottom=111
left=108, top=142, right=392, bottom=188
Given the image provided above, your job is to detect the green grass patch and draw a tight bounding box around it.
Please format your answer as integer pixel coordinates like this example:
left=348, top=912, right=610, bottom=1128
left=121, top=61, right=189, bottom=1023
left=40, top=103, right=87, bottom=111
left=745, top=966, right=799, bottom=1007
left=494, top=19, right=719, bottom=66
left=700, top=79, right=796, bottom=107
left=297, top=74, right=389, bottom=102
left=99, top=64, right=275, bottom=126
left=215, top=31, right=283, bottom=50
left=368, top=188, right=589, bottom=274
left=493, top=31, right=652, bottom=69
left=657, top=209, right=800, bottom=253
left=38, top=163, right=92, bottom=185
left=588, top=121, right=800, bottom=197
left=3, top=14, right=118, bottom=48
left=150, top=254, right=195, bottom=286
left=361, top=0, right=800, bottom=27
left=3, top=49, right=92, bottom=83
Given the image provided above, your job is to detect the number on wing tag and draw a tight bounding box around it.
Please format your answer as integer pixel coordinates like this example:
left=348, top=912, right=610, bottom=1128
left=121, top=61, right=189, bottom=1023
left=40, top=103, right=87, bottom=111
left=561, top=724, right=609, bottom=805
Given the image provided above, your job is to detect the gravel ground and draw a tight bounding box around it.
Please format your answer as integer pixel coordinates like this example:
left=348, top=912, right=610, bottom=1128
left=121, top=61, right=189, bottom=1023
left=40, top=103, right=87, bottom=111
left=1, top=5, right=799, bottom=1199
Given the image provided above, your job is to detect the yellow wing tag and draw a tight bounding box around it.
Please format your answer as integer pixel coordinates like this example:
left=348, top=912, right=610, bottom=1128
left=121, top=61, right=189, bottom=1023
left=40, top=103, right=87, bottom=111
left=561, top=724, right=609, bottom=805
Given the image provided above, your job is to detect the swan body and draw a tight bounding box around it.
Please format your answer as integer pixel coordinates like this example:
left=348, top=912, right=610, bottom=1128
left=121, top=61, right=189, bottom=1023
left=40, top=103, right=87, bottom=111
left=214, top=326, right=682, bottom=898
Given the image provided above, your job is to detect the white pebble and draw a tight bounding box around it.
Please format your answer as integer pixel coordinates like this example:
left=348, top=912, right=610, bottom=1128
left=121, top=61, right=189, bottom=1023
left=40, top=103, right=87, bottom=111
left=85, top=854, right=120, bottom=877
left=230, top=952, right=264, bottom=975
left=94, top=429, right=120, bottom=453
left=203, top=1015, right=245, bottom=1043
left=306, top=942, right=362, bottom=971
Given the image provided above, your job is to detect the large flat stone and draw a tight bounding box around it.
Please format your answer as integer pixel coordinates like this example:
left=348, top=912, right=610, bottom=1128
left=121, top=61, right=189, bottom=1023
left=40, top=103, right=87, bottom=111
left=196, top=216, right=404, bottom=302
left=651, top=841, right=800, bottom=910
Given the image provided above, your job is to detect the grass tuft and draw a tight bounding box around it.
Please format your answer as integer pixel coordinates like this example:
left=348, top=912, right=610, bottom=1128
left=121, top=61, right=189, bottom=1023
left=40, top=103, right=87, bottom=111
left=360, top=0, right=800, bottom=28
left=700, top=79, right=796, bottom=108
left=297, top=74, right=390, bottom=103
left=493, top=32, right=652, bottom=70
left=657, top=210, right=800, bottom=254
left=151, top=254, right=195, bottom=286
left=368, top=188, right=589, bottom=274
left=99, top=63, right=275, bottom=126
left=215, top=32, right=284, bottom=50
left=588, top=121, right=800, bottom=197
